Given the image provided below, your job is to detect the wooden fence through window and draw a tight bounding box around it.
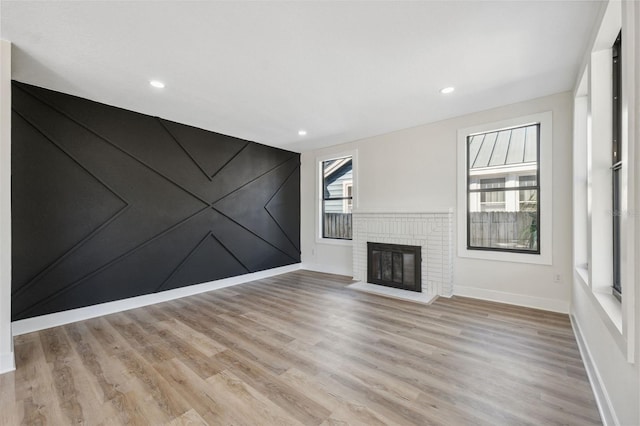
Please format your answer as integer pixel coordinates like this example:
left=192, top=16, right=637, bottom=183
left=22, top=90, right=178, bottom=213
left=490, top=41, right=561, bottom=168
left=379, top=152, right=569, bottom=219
left=469, top=211, right=537, bottom=250
left=324, top=213, right=352, bottom=239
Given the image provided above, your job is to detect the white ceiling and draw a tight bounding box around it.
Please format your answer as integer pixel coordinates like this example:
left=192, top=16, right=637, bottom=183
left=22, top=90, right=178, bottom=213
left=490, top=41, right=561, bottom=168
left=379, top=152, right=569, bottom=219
left=1, top=1, right=602, bottom=152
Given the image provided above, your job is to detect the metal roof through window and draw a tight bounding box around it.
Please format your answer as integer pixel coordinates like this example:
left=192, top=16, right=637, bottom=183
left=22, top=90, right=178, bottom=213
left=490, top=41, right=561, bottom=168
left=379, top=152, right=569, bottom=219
left=469, top=124, right=538, bottom=169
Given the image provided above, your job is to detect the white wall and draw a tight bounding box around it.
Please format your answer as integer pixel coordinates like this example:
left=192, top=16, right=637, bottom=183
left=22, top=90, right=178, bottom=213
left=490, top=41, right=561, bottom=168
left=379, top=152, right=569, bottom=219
left=569, top=1, right=640, bottom=425
left=0, top=40, right=14, bottom=374
left=301, top=91, right=573, bottom=313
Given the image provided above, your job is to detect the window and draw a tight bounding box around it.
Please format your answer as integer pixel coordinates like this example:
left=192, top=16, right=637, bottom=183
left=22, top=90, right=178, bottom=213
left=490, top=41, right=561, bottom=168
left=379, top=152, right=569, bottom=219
left=321, top=156, right=353, bottom=239
left=467, top=123, right=540, bottom=253
left=612, top=31, right=622, bottom=301
left=462, top=118, right=546, bottom=258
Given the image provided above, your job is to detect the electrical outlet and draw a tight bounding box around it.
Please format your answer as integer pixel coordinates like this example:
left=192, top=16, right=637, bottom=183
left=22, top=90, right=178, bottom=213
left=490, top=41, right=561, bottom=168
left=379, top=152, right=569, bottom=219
left=553, top=273, right=561, bottom=283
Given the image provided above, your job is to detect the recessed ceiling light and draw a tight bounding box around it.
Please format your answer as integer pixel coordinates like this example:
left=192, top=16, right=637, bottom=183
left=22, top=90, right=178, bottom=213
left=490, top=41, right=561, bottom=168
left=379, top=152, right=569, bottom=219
left=149, top=80, right=165, bottom=89
left=440, top=86, right=455, bottom=94
left=298, top=130, right=307, bottom=136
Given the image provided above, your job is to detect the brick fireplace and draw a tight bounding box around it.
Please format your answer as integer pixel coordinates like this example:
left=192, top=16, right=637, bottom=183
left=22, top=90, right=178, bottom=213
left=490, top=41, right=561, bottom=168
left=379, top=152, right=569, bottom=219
left=352, top=211, right=453, bottom=297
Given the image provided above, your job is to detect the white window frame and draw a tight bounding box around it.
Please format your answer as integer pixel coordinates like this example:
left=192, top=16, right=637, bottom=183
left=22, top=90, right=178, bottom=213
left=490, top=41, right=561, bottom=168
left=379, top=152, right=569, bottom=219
left=457, top=111, right=553, bottom=265
left=342, top=181, right=353, bottom=213
left=316, top=149, right=358, bottom=246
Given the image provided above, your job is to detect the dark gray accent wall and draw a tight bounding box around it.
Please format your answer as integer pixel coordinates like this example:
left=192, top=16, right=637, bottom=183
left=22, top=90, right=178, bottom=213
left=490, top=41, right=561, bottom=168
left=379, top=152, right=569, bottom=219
left=11, top=81, right=300, bottom=321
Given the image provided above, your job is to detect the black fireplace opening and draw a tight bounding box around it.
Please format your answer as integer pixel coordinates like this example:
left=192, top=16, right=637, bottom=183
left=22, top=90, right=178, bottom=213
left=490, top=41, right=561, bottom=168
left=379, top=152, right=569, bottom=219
left=367, top=242, right=422, bottom=292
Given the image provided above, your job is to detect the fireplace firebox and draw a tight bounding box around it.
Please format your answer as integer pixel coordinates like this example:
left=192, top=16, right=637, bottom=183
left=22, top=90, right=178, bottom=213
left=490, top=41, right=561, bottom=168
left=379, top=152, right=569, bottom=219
left=367, top=242, right=421, bottom=292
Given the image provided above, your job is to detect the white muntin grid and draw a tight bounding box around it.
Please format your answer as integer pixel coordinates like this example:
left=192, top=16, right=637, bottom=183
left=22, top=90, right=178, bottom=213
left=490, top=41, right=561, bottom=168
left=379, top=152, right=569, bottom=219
left=352, top=211, right=453, bottom=297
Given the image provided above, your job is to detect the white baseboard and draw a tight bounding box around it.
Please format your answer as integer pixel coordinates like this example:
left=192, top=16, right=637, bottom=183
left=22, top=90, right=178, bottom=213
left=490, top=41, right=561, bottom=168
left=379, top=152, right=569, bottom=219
left=453, top=284, right=569, bottom=313
left=300, top=262, right=353, bottom=278
left=570, top=314, right=617, bottom=426
left=12, top=263, right=301, bottom=336
left=0, top=351, right=15, bottom=374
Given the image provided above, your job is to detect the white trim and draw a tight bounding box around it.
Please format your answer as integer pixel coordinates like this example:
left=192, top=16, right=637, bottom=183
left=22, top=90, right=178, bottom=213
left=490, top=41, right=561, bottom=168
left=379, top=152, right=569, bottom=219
left=589, top=48, right=614, bottom=294
left=353, top=210, right=451, bottom=215
left=620, top=0, right=637, bottom=364
left=300, top=262, right=353, bottom=278
left=315, top=149, right=358, bottom=244
left=315, top=238, right=352, bottom=247
left=0, top=351, right=15, bottom=375
left=454, top=284, right=568, bottom=314
left=12, top=264, right=301, bottom=336
left=571, top=314, right=618, bottom=426
left=0, top=40, right=13, bottom=376
left=457, top=111, right=553, bottom=265
left=342, top=181, right=353, bottom=214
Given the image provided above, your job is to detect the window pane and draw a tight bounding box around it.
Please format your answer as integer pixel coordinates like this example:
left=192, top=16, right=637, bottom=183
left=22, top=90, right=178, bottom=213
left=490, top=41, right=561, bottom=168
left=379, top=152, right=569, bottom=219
left=473, top=132, right=497, bottom=168
left=468, top=134, right=484, bottom=167
left=505, top=127, right=526, bottom=164
left=524, top=126, right=538, bottom=163
left=613, top=167, right=621, bottom=295
left=467, top=123, right=539, bottom=253
left=323, top=158, right=352, bottom=200
left=489, top=131, right=510, bottom=166
left=323, top=205, right=352, bottom=239
left=322, top=156, right=353, bottom=239
left=469, top=189, right=538, bottom=251
left=612, top=32, right=622, bottom=299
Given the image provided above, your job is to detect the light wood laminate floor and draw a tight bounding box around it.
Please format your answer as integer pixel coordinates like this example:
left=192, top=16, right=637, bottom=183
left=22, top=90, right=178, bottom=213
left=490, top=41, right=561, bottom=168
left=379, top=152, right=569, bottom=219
left=0, top=270, right=601, bottom=425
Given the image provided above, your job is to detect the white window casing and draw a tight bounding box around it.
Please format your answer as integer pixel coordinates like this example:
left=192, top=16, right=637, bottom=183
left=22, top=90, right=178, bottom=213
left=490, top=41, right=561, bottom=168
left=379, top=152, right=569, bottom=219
left=315, top=149, right=358, bottom=245
left=457, top=111, right=553, bottom=265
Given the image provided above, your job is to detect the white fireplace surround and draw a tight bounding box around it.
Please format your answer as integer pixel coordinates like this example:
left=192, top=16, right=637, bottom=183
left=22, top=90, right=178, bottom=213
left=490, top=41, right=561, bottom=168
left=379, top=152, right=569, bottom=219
left=352, top=211, right=453, bottom=297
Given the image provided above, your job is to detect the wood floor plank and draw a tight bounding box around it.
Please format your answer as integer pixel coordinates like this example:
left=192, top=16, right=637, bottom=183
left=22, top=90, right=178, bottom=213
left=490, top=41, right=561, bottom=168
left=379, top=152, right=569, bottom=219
left=13, top=336, right=67, bottom=425
left=0, top=371, right=20, bottom=426
left=39, top=327, right=85, bottom=424
left=282, top=367, right=392, bottom=426
left=64, top=322, right=148, bottom=425
left=1, top=270, right=601, bottom=425
left=214, top=349, right=332, bottom=425
left=154, top=318, right=225, bottom=358
left=164, top=408, right=208, bottom=426
left=205, top=370, right=304, bottom=425
left=165, top=299, right=293, bottom=376
left=124, top=309, right=224, bottom=380
left=151, top=359, right=231, bottom=424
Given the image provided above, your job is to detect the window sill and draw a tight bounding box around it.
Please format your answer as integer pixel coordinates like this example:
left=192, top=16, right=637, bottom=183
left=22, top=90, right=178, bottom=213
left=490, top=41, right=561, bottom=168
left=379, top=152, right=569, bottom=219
left=592, top=290, right=623, bottom=333
left=315, top=237, right=353, bottom=247
left=575, top=266, right=623, bottom=338
left=575, top=265, right=589, bottom=288
left=458, top=247, right=551, bottom=265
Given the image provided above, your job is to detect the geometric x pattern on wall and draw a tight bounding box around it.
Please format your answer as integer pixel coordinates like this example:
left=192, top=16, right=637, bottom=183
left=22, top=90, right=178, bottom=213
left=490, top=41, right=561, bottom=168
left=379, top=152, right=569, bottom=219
left=11, top=81, right=300, bottom=321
